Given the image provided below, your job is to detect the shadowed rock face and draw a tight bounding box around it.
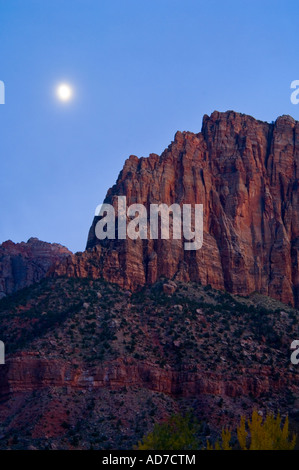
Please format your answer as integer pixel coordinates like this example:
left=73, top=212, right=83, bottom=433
left=0, top=238, right=71, bottom=298
left=55, top=110, right=299, bottom=306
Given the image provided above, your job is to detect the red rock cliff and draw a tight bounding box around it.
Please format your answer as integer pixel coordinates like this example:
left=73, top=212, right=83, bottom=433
left=58, top=110, right=299, bottom=306
left=0, top=238, right=71, bottom=298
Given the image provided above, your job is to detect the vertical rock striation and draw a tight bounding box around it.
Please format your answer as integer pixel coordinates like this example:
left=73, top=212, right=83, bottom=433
left=82, top=111, right=299, bottom=306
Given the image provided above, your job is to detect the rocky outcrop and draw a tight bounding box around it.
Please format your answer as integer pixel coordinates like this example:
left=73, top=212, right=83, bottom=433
left=4, top=111, right=299, bottom=306
left=77, top=110, right=298, bottom=307
left=0, top=355, right=295, bottom=400
left=44, top=110, right=299, bottom=306
left=0, top=238, right=71, bottom=298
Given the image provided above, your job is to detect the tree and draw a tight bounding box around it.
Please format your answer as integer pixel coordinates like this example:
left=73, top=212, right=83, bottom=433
left=237, top=409, right=296, bottom=450
left=206, top=410, right=296, bottom=450
left=135, top=409, right=297, bottom=450
left=135, top=412, right=200, bottom=450
left=237, top=415, right=247, bottom=450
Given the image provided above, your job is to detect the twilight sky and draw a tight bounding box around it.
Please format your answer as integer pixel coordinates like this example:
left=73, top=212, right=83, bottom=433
left=0, top=0, right=298, bottom=252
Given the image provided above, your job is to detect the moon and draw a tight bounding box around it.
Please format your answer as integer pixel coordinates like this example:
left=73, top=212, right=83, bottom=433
left=56, top=83, right=73, bottom=102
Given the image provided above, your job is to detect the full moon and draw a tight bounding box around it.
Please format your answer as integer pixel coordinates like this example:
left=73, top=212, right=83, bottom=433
left=56, top=83, right=73, bottom=102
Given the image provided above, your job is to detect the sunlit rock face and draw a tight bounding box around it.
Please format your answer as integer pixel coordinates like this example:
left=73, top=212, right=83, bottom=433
left=56, top=110, right=299, bottom=307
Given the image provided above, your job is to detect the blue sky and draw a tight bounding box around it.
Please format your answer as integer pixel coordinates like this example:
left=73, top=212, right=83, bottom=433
left=0, top=0, right=298, bottom=252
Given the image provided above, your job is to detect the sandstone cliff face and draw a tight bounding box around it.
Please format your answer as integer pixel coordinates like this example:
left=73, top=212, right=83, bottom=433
left=69, top=110, right=297, bottom=307
left=0, top=238, right=71, bottom=298
left=0, top=355, right=295, bottom=400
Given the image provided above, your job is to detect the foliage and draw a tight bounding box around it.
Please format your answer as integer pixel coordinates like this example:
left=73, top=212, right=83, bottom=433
left=237, top=409, right=296, bottom=450
left=138, top=410, right=296, bottom=451
left=135, top=413, right=200, bottom=450
left=208, top=410, right=296, bottom=450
